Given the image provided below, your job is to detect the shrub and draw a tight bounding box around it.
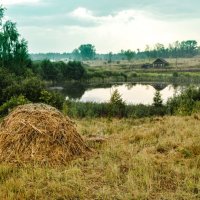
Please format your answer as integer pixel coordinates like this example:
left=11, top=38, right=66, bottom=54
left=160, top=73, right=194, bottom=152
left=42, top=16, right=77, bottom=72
left=39, top=90, right=64, bottom=110
left=0, top=95, right=30, bottom=117
left=130, top=72, right=138, bottom=78
left=109, top=89, right=126, bottom=117
left=173, top=72, right=179, bottom=77
left=153, top=91, right=163, bottom=107
left=166, top=86, right=200, bottom=115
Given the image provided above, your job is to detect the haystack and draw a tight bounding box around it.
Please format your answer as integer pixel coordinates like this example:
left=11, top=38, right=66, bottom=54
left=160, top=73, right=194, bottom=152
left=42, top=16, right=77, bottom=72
left=0, top=103, right=91, bottom=165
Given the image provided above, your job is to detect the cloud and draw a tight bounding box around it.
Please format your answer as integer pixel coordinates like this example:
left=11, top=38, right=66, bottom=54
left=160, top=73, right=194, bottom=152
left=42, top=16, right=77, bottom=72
left=69, top=7, right=136, bottom=27
left=2, top=0, right=40, bottom=6
left=4, top=0, right=200, bottom=53
left=70, top=7, right=93, bottom=19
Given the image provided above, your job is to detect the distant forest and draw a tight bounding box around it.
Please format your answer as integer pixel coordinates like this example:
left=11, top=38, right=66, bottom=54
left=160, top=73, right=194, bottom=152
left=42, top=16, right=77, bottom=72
left=31, top=40, right=200, bottom=61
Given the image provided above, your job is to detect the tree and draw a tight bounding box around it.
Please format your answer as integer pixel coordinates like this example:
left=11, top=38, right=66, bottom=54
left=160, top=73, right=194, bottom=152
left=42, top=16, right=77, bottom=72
left=62, top=61, right=86, bottom=80
left=145, top=45, right=151, bottom=62
left=0, top=6, right=30, bottom=75
left=108, top=52, right=112, bottom=63
left=154, top=43, right=165, bottom=57
left=109, top=89, right=125, bottom=117
left=121, top=49, right=135, bottom=61
left=153, top=91, right=163, bottom=107
left=78, top=44, right=96, bottom=60
left=184, top=40, right=198, bottom=57
left=40, top=59, right=59, bottom=82
left=72, top=48, right=81, bottom=60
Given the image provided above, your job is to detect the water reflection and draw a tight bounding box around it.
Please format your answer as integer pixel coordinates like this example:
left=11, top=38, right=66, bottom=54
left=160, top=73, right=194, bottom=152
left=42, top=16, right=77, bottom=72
left=54, top=82, right=181, bottom=105
left=80, top=84, right=179, bottom=105
left=62, top=82, right=86, bottom=99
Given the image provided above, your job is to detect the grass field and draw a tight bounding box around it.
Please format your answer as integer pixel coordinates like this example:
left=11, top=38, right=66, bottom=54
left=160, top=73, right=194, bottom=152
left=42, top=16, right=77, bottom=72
left=86, top=57, right=200, bottom=69
left=0, top=115, right=200, bottom=199
left=84, top=57, right=200, bottom=84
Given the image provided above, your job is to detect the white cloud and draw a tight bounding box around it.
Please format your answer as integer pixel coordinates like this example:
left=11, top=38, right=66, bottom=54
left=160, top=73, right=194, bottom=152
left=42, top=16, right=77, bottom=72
left=70, top=7, right=94, bottom=20
left=2, top=0, right=40, bottom=6
left=18, top=7, right=200, bottom=53
left=69, top=7, right=137, bottom=25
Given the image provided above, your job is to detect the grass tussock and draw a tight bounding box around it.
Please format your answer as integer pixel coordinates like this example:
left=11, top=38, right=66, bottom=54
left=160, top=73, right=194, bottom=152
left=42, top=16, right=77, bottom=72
left=0, top=115, right=200, bottom=199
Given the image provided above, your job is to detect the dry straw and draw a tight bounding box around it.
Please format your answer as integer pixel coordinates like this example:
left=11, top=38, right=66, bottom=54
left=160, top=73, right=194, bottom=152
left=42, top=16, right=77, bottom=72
left=0, top=103, right=91, bottom=165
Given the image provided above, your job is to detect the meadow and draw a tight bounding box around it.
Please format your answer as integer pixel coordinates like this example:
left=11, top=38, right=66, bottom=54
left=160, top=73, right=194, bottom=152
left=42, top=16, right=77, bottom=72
left=84, top=57, right=200, bottom=84
left=0, top=115, right=200, bottom=199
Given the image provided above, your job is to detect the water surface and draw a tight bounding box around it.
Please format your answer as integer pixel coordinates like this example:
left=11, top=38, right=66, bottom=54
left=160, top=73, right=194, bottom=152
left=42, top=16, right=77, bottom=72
left=51, top=82, right=181, bottom=105
left=79, top=84, right=179, bottom=105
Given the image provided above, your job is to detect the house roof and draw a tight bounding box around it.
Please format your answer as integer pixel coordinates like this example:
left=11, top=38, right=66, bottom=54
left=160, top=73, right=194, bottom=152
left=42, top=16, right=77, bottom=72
left=153, top=58, right=169, bottom=64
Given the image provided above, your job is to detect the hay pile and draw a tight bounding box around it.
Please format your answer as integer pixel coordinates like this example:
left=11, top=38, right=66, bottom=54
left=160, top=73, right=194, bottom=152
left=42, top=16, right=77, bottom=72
left=0, top=103, right=91, bottom=165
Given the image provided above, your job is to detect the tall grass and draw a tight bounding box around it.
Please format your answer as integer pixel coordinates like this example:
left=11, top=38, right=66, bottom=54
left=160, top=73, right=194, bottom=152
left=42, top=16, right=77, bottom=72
left=65, top=100, right=166, bottom=118
left=0, top=116, right=200, bottom=199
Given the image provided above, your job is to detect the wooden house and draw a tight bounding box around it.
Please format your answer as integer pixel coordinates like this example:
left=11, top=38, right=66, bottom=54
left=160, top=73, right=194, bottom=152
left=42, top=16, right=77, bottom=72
left=152, top=58, right=169, bottom=68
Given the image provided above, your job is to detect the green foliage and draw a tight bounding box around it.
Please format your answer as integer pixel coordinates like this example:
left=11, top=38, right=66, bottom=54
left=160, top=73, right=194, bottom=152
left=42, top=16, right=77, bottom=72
left=0, top=7, right=30, bottom=75
left=38, top=60, right=86, bottom=81
left=110, top=89, right=124, bottom=105
left=153, top=91, right=163, bottom=107
left=64, top=100, right=167, bottom=118
left=173, top=72, right=179, bottom=77
left=121, top=49, right=135, bottom=61
left=167, top=86, right=200, bottom=115
left=109, top=90, right=126, bottom=117
left=72, top=48, right=81, bottom=60
left=0, top=7, right=66, bottom=112
left=0, top=75, right=64, bottom=110
left=40, top=59, right=59, bottom=81
left=180, top=148, right=192, bottom=158
left=1, top=76, right=45, bottom=103
left=63, top=61, right=86, bottom=80
left=62, top=101, right=68, bottom=116
left=78, top=44, right=96, bottom=60
left=130, top=72, right=138, bottom=78
left=20, top=77, right=45, bottom=102
left=0, top=95, right=30, bottom=117
left=39, top=90, right=64, bottom=110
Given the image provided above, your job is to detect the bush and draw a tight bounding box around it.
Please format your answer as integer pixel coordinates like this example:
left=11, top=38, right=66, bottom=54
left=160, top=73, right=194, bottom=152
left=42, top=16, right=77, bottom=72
left=39, top=90, right=65, bottom=110
left=0, top=95, right=30, bottom=117
left=1, top=75, right=64, bottom=110
left=166, top=86, right=200, bottom=115
left=153, top=91, right=163, bottom=107
left=109, top=89, right=126, bottom=117
left=173, top=72, right=179, bottom=77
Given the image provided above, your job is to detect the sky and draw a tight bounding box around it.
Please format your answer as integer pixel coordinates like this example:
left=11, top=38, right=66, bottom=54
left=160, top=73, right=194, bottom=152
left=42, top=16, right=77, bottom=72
left=2, top=0, right=200, bottom=53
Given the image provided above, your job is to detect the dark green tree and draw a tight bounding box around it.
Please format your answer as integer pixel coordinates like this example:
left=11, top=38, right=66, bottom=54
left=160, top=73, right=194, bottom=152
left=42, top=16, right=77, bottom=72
left=153, top=91, right=163, bottom=107
left=121, top=50, right=135, bottom=61
left=72, top=48, right=81, bottom=60
left=63, top=61, right=86, bottom=80
left=109, top=89, right=126, bottom=117
left=0, top=7, right=30, bottom=75
left=40, top=59, right=59, bottom=82
left=108, top=52, right=113, bottom=63
left=78, top=44, right=96, bottom=60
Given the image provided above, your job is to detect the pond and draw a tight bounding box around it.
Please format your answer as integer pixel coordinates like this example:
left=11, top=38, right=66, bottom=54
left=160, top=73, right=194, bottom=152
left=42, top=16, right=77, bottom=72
left=50, top=82, right=181, bottom=105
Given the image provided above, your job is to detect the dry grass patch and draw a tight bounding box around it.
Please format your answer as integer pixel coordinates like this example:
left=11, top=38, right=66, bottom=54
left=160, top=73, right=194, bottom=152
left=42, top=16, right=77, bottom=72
left=0, top=115, right=200, bottom=199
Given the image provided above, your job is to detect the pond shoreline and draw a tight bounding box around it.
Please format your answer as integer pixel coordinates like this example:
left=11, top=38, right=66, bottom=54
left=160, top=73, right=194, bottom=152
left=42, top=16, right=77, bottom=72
left=49, top=81, right=185, bottom=105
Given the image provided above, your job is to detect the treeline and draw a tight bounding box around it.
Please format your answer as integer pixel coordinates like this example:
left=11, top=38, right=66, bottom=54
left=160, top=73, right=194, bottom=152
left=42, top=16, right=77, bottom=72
left=142, top=41, right=199, bottom=59
left=32, top=60, right=86, bottom=82
left=31, top=40, right=200, bottom=61
left=31, top=59, right=129, bottom=83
